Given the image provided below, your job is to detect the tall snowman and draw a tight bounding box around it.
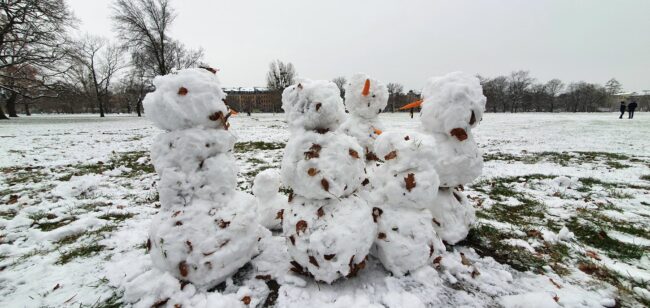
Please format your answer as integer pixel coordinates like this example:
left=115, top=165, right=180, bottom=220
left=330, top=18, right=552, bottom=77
left=280, top=79, right=376, bottom=283
left=144, top=68, right=262, bottom=289
left=402, top=71, right=486, bottom=244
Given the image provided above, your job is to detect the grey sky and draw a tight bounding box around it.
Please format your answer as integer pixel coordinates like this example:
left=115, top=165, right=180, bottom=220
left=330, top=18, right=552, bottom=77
left=68, top=0, right=649, bottom=92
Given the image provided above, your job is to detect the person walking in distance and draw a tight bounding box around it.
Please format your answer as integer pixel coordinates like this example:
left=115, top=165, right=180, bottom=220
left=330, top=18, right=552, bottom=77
left=627, top=100, right=638, bottom=119
left=619, top=101, right=626, bottom=119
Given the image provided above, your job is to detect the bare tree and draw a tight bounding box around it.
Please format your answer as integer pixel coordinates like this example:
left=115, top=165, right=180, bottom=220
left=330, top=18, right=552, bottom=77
left=332, top=76, right=346, bottom=99
left=605, top=78, right=622, bottom=96
left=480, top=76, right=508, bottom=112
left=544, top=79, right=564, bottom=112
left=112, top=0, right=203, bottom=78
left=69, top=35, right=125, bottom=117
left=0, top=0, right=75, bottom=119
left=266, top=60, right=296, bottom=91
left=386, top=82, right=404, bottom=112
left=506, top=70, right=533, bottom=112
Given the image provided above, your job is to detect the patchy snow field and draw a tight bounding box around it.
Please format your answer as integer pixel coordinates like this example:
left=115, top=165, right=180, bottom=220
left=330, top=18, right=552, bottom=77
left=1, top=112, right=649, bottom=307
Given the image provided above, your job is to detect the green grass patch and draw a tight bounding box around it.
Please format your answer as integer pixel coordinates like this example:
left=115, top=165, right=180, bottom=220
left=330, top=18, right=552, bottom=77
left=33, top=217, right=77, bottom=232
left=56, top=233, right=84, bottom=246
left=98, top=212, right=135, bottom=222
left=71, top=151, right=154, bottom=178
left=605, top=161, right=631, bottom=169
left=460, top=224, right=547, bottom=273
left=234, top=141, right=285, bottom=153
left=567, top=218, right=645, bottom=260
left=640, top=175, right=650, bottom=181
left=57, top=243, right=105, bottom=265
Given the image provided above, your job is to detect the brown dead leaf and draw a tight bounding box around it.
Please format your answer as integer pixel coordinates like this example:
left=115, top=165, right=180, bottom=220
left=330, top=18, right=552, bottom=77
left=309, top=256, right=320, bottom=267
left=366, top=151, right=379, bottom=161
left=404, top=173, right=416, bottom=192
left=585, top=250, right=601, bottom=261
left=178, top=261, right=189, bottom=277
left=186, top=240, right=193, bottom=252
left=242, top=296, right=251, bottom=305
left=452, top=192, right=462, bottom=202
left=549, top=278, right=562, bottom=289
left=255, top=275, right=272, bottom=281
left=7, top=195, right=18, bottom=204
left=276, top=209, right=284, bottom=221
left=296, top=220, right=308, bottom=235
left=450, top=128, right=468, bottom=141
left=316, top=207, right=325, bottom=218
left=307, top=168, right=319, bottom=176
left=52, top=283, right=61, bottom=291
left=384, top=150, right=397, bottom=161
left=361, top=178, right=370, bottom=186
left=432, top=218, right=441, bottom=227
left=289, top=235, right=296, bottom=245
left=553, top=295, right=559, bottom=302
left=146, top=238, right=151, bottom=251
left=315, top=103, right=322, bottom=111
left=372, top=207, right=383, bottom=223
left=433, top=256, right=442, bottom=268
left=349, top=149, right=360, bottom=159
left=471, top=268, right=481, bottom=278
left=321, top=178, right=329, bottom=192
left=288, top=192, right=294, bottom=203
left=178, top=87, right=188, bottom=96
left=404, top=135, right=410, bottom=141
left=217, top=219, right=230, bottom=229
left=377, top=232, right=387, bottom=240
left=324, top=254, right=336, bottom=261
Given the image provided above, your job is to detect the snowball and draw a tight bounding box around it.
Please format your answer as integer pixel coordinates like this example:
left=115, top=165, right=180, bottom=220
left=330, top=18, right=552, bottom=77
left=143, top=68, right=230, bottom=131
left=374, top=207, right=445, bottom=276
left=253, top=169, right=286, bottom=230
left=281, top=131, right=366, bottom=200
left=282, top=195, right=376, bottom=283
left=339, top=116, right=384, bottom=159
left=281, top=79, right=346, bottom=132
left=427, top=188, right=476, bottom=245
left=343, top=73, right=388, bottom=120
left=420, top=72, right=486, bottom=137
left=149, top=193, right=261, bottom=289
left=432, top=133, right=483, bottom=187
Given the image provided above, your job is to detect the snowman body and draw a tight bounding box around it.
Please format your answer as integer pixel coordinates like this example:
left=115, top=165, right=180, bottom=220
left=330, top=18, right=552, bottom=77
left=144, top=68, right=262, bottom=289
left=280, top=79, right=376, bottom=283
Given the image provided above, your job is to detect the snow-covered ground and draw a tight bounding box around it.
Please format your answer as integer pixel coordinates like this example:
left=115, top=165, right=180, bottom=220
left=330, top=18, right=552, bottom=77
left=1, top=112, right=648, bottom=307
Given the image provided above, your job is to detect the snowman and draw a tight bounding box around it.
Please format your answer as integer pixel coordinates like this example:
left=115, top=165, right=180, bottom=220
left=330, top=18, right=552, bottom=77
left=400, top=71, right=486, bottom=244
left=144, top=68, right=263, bottom=290
left=280, top=79, right=376, bottom=283
left=252, top=169, right=285, bottom=230
left=339, top=73, right=389, bottom=163
left=371, top=131, right=445, bottom=276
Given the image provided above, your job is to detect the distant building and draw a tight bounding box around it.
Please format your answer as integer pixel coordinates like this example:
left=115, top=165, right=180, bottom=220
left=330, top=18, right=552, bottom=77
left=223, top=87, right=281, bottom=113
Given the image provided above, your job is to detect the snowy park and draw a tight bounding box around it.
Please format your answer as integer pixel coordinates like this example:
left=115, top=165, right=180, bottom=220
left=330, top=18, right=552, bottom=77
left=1, top=105, right=648, bottom=307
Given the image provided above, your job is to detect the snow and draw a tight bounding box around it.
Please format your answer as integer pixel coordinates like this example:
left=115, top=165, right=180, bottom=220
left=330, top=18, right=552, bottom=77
left=0, top=111, right=648, bottom=307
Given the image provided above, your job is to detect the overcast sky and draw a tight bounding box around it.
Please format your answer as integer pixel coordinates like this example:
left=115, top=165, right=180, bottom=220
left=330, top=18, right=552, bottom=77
left=67, top=0, right=649, bottom=92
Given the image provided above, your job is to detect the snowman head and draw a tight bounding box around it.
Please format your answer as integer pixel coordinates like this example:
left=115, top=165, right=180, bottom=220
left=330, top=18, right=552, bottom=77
left=419, top=72, right=486, bottom=141
left=143, top=68, right=233, bottom=131
left=344, top=73, right=388, bottom=119
left=281, top=79, right=345, bottom=132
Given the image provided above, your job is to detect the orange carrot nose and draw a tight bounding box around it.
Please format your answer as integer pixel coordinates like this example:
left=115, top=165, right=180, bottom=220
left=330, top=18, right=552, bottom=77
left=362, top=79, right=371, bottom=96
left=399, top=100, right=422, bottom=110
left=373, top=127, right=383, bottom=135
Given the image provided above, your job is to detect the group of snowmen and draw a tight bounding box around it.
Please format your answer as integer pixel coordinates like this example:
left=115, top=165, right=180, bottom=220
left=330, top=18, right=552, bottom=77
left=143, top=67, right=486, bottom=290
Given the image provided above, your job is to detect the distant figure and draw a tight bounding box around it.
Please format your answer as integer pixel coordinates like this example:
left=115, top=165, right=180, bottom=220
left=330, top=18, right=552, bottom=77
left=619, top=101, right=626, bottom=119
left=628, top=100, right=638, bottom=119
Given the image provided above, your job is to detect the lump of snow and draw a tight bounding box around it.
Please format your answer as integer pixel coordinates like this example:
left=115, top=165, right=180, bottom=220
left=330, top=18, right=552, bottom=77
left=253, top=169, right=286, bottom=230
left=500, top=292, right=560, bottom=308
left=143, top=68, right=230, bottom=131
left=281, top=79, right=345, bottom=132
